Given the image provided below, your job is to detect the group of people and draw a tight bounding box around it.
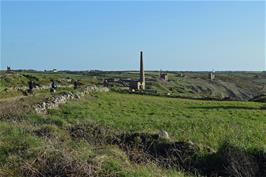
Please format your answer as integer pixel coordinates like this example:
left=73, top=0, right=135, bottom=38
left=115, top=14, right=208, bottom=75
left=27, top=79, right=82, bottom=94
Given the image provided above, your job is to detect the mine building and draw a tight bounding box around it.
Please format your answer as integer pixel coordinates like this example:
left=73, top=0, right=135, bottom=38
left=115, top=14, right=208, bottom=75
left=160, top=71, right=168, bottom=81
left=176, top=72, right=184, bottom=77
left=129, top=51, right=145, bottom=91
left=105, top=78, right=120, bottom=82
left=129, top=80, right=142, bottom=91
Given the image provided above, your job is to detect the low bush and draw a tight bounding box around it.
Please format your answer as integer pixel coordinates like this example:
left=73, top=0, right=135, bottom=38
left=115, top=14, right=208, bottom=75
left=21, top=146, right=96, bottom=177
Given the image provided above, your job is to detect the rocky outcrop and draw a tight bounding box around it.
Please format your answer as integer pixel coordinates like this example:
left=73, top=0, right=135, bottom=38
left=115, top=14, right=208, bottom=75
left=34, top=86, right=109, bottom=114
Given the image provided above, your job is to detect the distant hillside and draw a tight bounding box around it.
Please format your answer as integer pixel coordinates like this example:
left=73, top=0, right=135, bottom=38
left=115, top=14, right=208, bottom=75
left=147, top=72, right=266, bottom=101
left=95, top=71, right=266, bottom=101
left=1, top=70, right=266, bottom=101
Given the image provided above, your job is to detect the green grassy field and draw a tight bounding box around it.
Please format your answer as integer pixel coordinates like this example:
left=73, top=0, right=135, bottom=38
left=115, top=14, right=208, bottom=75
left=0, top=91, right=192, bottom=176
left=1, top=71, right=266, bottom=176
left=49, top=92, right=266, bottom=150
left=0, top=121, right=189, bottom=177
left=0, top=91, right=266, bottom=176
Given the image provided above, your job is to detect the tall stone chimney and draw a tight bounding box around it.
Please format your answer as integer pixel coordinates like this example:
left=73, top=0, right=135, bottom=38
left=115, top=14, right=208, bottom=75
left=140, top=51, right=145, bottom=89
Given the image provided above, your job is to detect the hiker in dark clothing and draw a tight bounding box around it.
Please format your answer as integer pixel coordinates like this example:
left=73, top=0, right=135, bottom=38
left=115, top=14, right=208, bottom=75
left=103, top=79, right=109, bottom=87
left=74, top=80, right=81, bottom=89
left=28, top=80, right=35, bottom=94
left=50, top=80, right=57, bottom=93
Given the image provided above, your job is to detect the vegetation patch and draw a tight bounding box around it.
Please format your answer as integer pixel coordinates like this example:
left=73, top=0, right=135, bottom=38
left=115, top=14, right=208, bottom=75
left=1, top=71, right=266, bottom=176
left=21, top=146, right=96, bottom=177
left=117, top=133, right=266, bottom=177
left=0, top=99, right=33, bottom=121
left=53, top=92, right=266, bottom=150
left=68, top=121, right=117, bottom=146
left=0, top=122, right=42, bottom=169
left=68, top=122, right=266, bottom=177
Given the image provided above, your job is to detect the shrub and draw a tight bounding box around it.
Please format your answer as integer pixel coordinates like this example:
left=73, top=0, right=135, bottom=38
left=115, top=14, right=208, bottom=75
left=21, top=147, right=96, bottom=177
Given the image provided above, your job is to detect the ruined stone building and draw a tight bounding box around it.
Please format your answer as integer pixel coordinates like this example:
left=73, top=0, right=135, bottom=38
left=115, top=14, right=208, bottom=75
left=160, top=71, right=168, bottom=81
left=103, top=78, right=126, bottom=88
left=130, top=51, right=145, bottom=91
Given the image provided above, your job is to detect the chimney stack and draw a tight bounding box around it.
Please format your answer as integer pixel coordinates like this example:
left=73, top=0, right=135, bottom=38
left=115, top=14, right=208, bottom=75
left=140, top=51, right=145, bottom=89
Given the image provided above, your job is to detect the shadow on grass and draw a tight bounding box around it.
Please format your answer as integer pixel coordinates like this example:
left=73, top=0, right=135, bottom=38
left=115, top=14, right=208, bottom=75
left=114, top=133, right=266, bottom=177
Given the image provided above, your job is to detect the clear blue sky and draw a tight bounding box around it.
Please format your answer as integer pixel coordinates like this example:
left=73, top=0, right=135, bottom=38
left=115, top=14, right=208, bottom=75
left=1, top=1, right=265, bottom=71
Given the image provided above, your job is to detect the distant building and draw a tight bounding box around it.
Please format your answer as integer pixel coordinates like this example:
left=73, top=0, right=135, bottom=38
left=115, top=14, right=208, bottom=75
left=129, top=51, right=145, bottom=91
left=44, top=69, right=57, bottom=72
left=129, top=80, right=142, bottom=91
left=105, top=78, right=120, bottom=82
left=176, top=72, right=184, bottom=77
left=160, top=71, right=168, bottom=81
left=6, top=66, right=11, bottom=72
left=102, top=78, right=121, bottom=87
left=209, top=71, right=215, bottom=81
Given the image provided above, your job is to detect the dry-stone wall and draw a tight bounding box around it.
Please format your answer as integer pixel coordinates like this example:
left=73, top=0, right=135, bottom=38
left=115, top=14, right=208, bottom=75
left=6, top=84, right=73, bottom=92
left=34, top=86, right=109, bottom=114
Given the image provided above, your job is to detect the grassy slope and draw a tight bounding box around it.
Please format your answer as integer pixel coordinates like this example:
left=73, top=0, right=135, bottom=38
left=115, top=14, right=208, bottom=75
left=0, top=121, right=189, bottom=177
left=1, top=71, right=266, bottom=176
left=0, top=93, right=189, bottom=177
left=50, top=92, right=266, bottom=150
left=0, top=71, right=99, bottom=88
left=0, top=71, right=99, bottom=99
left=0, top=91, right=265, bottom=176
